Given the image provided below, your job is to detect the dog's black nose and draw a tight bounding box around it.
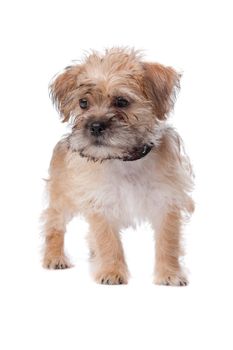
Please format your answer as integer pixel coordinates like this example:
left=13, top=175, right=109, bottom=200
left=90, top=122, right=106, bottom=136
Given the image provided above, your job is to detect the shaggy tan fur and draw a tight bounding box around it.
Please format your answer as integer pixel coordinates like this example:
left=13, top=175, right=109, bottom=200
left=42, top=48, right=194, bottom=285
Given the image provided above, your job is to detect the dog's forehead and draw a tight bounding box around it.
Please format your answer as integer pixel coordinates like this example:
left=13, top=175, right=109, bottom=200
left=83, top=66, right=135, bottom=85
left=77, top=61, right=143, bottom=99
left=79, top=74, right=141, bottom=101
left=82, top=51, right=143, bottom=84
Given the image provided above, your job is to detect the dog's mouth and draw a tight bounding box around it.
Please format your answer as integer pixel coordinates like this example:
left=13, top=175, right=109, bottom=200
left=78, top=142, right=154, bottom=162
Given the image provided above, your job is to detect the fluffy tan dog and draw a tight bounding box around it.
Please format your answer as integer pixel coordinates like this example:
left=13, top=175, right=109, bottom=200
left=42, top=48, right=194, bottom=286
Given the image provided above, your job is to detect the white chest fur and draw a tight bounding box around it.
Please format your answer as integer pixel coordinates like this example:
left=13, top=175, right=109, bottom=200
left=74, top=152, right=173, bottom=228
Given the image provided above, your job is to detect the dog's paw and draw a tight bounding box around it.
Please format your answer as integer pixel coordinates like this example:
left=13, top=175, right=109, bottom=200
left=154, top=271, right=188, bottom=286
left=95, top=271, right=128, bottom=285
left=43, top=255, right=72, bottom=270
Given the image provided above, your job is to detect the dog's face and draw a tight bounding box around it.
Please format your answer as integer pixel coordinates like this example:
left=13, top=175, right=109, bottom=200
left=50, top=48, right=180, bottom=161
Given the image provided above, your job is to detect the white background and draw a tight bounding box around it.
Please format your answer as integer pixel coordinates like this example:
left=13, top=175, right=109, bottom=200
left=0, top=0, right=232, bottom=349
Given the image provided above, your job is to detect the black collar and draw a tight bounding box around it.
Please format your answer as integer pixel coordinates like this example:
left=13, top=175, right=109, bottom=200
left=122, top=143, right=154, bottom=161
left=74, top=143, right=154, bottom=162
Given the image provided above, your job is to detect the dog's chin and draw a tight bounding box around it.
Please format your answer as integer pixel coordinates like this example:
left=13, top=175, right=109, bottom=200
left=77, top=142, right=154, bottom=162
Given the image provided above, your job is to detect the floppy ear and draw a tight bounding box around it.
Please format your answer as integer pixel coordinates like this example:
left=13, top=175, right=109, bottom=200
left=143, top=63, right=181, bottom=120
left=49, top=65, right=82, bottom=122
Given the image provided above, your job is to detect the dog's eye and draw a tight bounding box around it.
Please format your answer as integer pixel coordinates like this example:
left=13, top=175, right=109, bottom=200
left=115, top=97, right=129, bottom=108
left=79, top=98, right=89, bottom=109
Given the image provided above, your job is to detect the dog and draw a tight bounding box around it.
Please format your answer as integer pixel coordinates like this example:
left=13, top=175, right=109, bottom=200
left=42, top=48, right=194, bottom=286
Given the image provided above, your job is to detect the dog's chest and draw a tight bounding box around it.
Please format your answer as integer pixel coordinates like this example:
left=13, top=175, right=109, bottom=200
left=85, top=157, right=168, bottom=226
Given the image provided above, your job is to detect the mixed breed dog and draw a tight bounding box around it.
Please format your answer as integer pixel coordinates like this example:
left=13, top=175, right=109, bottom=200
left=41, top=48, right=194, bottom=286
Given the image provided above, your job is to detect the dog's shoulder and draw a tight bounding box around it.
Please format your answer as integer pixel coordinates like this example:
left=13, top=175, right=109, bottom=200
left=49, top=138, right=70, bottom=173
left=157, top=126, right=194, bottom=177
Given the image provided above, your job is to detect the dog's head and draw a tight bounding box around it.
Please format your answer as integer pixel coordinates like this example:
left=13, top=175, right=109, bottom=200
left=50, top=48, right=180, bottom=161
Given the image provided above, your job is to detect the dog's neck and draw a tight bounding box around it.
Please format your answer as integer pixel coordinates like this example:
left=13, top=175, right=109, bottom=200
left=75, top=143, right=154, bottom=163
left=68, top=130, right=156, bottom=162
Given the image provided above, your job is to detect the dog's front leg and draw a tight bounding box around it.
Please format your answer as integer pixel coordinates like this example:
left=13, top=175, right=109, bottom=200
left=87, top=213, right=129, bottom=285
left=42, top=207, right=72, bottom=269
left=153, top=209, right=188, bottom=286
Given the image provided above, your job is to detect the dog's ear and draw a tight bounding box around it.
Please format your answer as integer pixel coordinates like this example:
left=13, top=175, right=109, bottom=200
left=142, top=63, right=181, bottom=120
left=50, top=65, right=82, bottom=122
